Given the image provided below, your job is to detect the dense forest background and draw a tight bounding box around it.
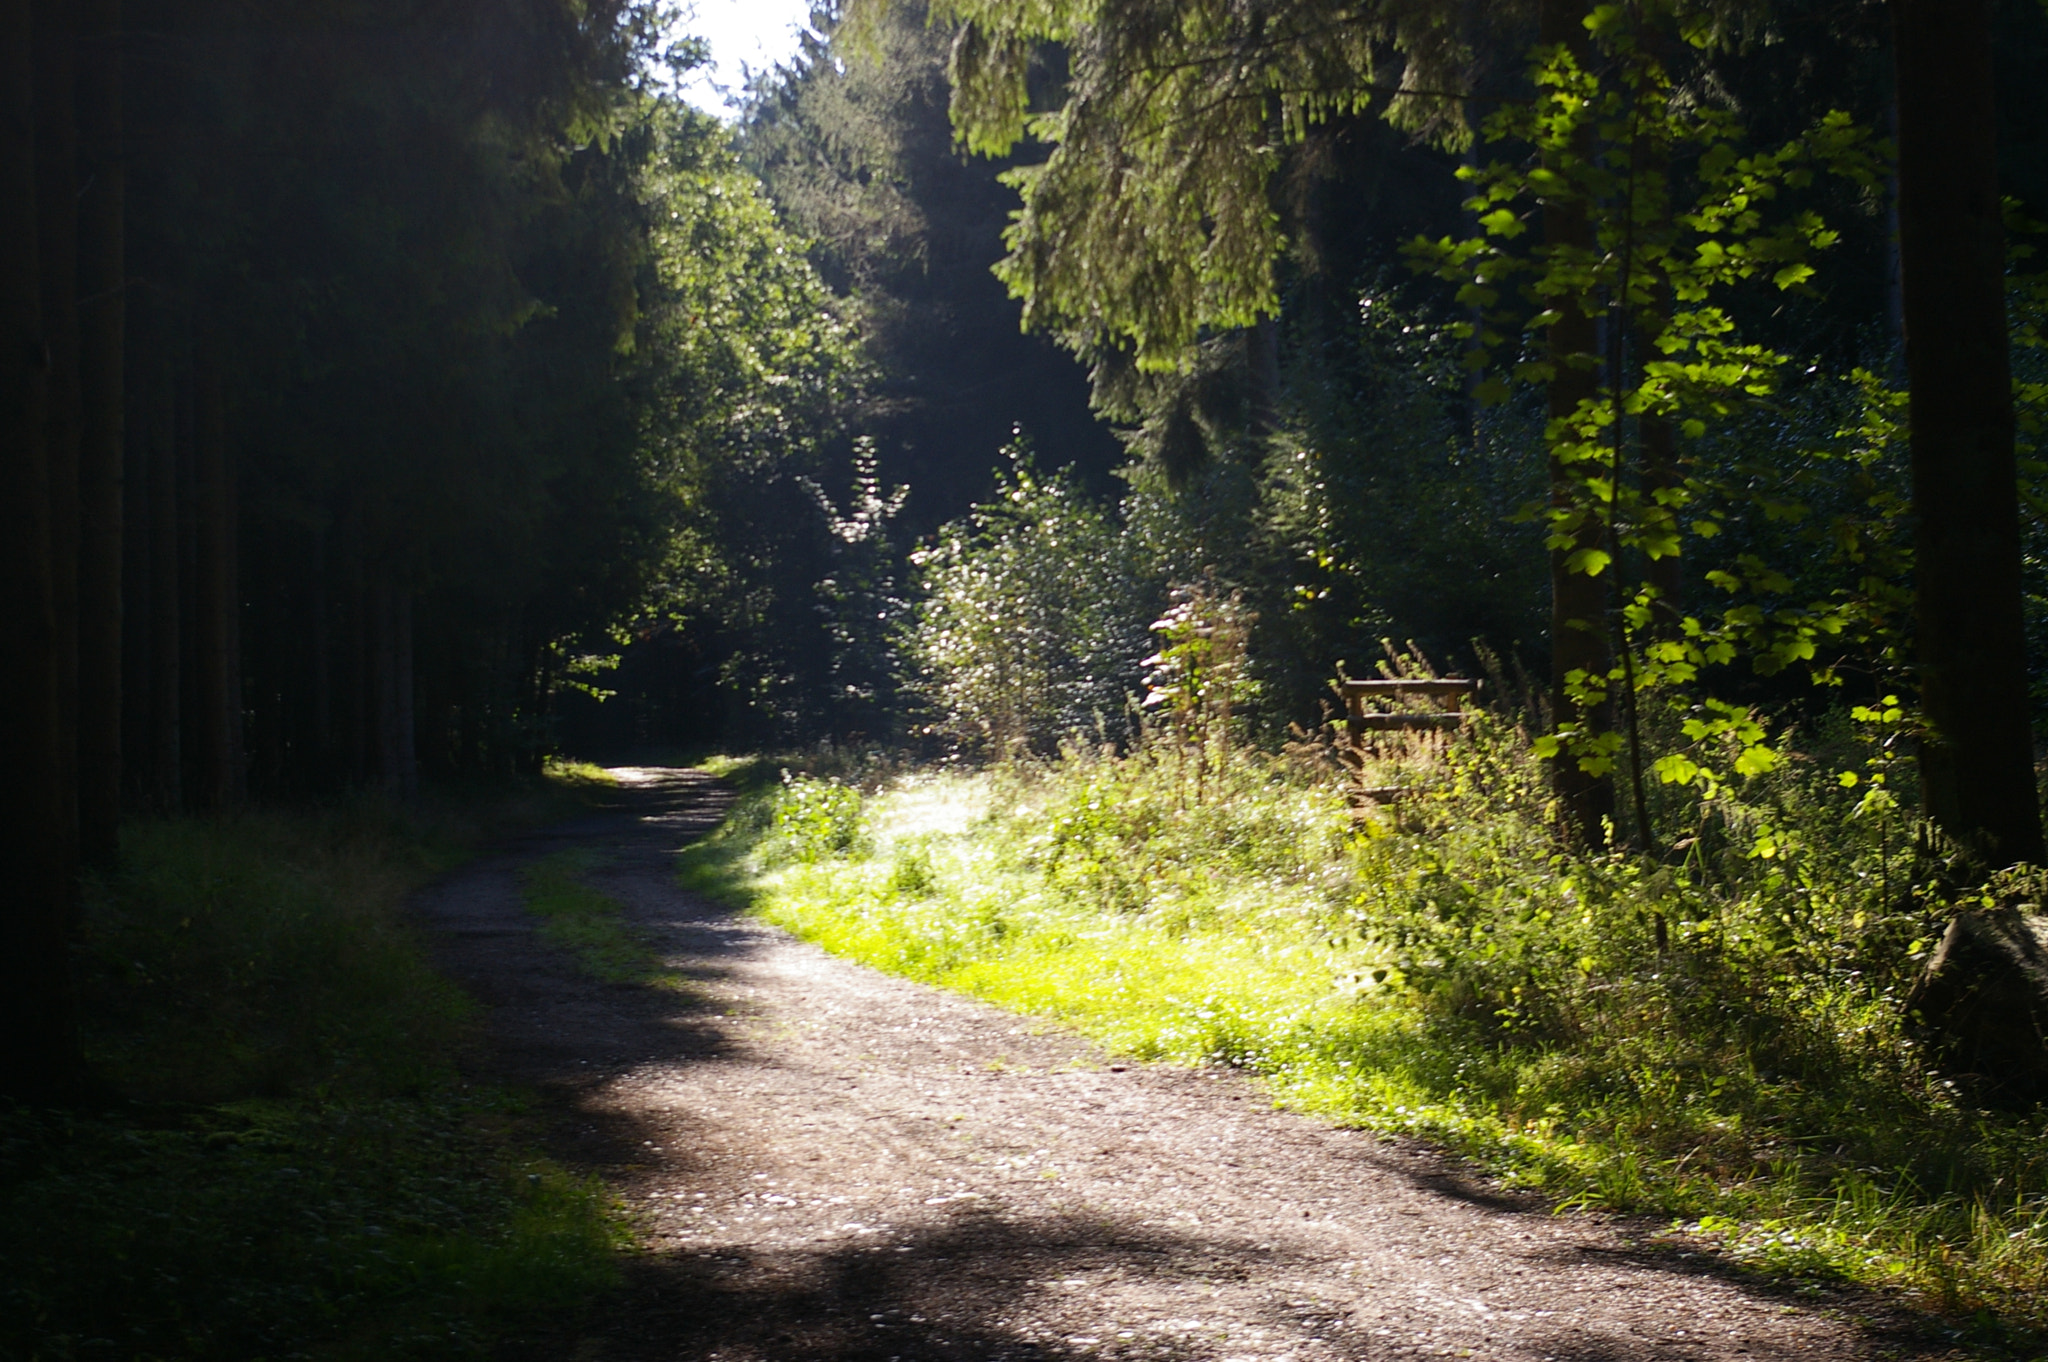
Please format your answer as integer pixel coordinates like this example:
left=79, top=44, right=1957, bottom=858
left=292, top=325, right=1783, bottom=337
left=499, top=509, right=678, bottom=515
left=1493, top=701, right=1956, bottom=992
left=574, top=0, right=2048, bottom=768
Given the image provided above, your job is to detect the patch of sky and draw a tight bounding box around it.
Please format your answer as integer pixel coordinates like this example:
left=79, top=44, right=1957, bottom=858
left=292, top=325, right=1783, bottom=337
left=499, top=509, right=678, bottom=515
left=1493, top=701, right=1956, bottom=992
left=667, top=0, right=820, bottom=117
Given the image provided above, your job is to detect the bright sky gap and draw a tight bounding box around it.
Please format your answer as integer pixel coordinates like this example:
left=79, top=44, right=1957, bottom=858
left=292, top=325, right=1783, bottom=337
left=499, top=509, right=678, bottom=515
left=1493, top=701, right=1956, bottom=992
left=672, top=0, right=819, bottom=116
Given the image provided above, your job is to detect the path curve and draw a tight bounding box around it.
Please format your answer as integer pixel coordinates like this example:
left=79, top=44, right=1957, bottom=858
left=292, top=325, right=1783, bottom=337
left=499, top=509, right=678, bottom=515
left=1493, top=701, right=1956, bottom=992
left=420, top=768, right=1929, bottom=1362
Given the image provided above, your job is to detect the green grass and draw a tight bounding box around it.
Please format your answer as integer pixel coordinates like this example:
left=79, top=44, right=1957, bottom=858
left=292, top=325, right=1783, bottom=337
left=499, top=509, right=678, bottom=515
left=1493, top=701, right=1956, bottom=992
left=520, top=850, right=678, bottom=987
left=542, top=756, right=622, bottom=789
left=1, top=776, right=626, bottom=1361
left=680, top=735, right=2048, bottom=1354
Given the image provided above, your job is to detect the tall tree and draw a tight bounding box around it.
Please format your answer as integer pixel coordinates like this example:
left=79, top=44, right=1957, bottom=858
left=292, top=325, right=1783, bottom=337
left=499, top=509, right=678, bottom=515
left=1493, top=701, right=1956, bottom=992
left=32, top=0, right=80, bottom=873
left=741, top=2, right=1120, bottom=534
left=1893, top=0, right=2043, bottom=869
left=74, top=0, right=123, bottom=859
left=2, top=0, right=82, bottom=1099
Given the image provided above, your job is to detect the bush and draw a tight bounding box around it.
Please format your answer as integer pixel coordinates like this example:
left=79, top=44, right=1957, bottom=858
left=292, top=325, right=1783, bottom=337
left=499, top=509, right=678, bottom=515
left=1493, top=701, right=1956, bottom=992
left=907, top=446, right=1155, bottom=755
left=771, top=773, right=870, bottom=863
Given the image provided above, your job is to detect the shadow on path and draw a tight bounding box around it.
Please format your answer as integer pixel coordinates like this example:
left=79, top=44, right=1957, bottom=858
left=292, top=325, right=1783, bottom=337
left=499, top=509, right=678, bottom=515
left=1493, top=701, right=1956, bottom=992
left=417, top=767, right=1949, bottom=1362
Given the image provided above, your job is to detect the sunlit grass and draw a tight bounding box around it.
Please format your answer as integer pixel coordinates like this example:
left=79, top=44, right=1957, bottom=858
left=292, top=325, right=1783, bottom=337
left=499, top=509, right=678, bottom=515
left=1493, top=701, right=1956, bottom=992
left=543, top=756, right=622, bottom=787
left=520, top=849, right=681, bottom=988
left=679, top=738, right=2048, bottom=1349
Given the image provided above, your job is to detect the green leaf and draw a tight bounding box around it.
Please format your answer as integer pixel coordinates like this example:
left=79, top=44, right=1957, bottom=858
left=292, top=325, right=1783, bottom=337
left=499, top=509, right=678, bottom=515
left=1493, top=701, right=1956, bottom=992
left=1654, top=754, right=1701, bottom=785
left=1479, top=208, right=1526, bottom=238
left=1734, top=745, right=1779, bottom=778
left=1564, top=547, right=1612, bottom=576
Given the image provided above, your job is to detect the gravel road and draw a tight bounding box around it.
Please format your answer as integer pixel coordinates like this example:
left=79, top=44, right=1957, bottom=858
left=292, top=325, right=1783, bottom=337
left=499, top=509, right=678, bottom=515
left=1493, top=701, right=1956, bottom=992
left=419, top=767, right=1937, bottom=1362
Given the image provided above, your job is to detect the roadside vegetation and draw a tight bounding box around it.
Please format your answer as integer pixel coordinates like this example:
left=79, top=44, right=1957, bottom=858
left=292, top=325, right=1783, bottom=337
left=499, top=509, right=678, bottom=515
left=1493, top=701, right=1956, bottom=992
left=681, top=717, right=2048, bottom=1350
left=521, top=849, right=680, bottom=989
left=0, top=774, right=622, bottom=1361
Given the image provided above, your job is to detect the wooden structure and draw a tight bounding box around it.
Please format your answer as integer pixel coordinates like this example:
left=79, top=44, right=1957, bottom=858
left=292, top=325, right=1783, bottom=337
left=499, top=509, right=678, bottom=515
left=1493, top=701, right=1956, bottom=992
left=1336, top=677, right=1478, bottom=813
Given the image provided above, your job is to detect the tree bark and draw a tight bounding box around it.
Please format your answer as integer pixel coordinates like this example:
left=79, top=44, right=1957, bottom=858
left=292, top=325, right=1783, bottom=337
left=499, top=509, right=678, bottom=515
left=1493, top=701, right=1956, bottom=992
left=393, top=584, right=417, bottom=799
left=33, top=0, right=80, bottom=880
left=120, top=349, right=147, bottom=801
left=190, top=356, right=241, bottom=809
left=1, top=0, right=83, bottom=1098
left=74, top=0, right=123, bottom=863
left=146, top=343, right=179, bottom=810
left=1541, top=0, right=1613, bottom=847
left=308, top=524, right=332, bottom=785
left=372, top=570, right=399, bottom=791
left=1894, top=0, right=2044, bottom=869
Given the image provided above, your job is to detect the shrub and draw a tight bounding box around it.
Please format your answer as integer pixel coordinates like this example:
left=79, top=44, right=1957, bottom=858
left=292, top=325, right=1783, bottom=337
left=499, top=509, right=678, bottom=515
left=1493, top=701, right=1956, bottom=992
left=907, top=445, right=1155, bottom=755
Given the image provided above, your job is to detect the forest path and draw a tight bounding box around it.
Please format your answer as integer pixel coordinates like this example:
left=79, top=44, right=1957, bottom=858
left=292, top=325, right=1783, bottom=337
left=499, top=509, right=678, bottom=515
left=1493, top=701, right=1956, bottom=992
left=421, top=767, right=1929, bottom=1362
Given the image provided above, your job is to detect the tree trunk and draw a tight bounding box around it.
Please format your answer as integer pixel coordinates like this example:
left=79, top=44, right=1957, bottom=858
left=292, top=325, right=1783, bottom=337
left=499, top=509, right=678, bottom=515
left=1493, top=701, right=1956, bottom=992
left=1541, top=0, right=1613, bottom=847
left=33, top=0, right=80, bottom=881
left=74, top=0, right=122, bottom=863
left=371, top=570, right=399, bottom=791
left=120, top=349, right=147, bottom=802
left=1, top=0, right=83, bottom=1098
left=309, top=525, right=333, bottom=785
left=1894, top=0, right=2044, bottom=869
left=190, top=357, right=241, bottom=809
left=342, top=516, right=369, bottom=784
left=146, top=343, right=179, bottom=810
left=393, top=584, right=417, bottom=799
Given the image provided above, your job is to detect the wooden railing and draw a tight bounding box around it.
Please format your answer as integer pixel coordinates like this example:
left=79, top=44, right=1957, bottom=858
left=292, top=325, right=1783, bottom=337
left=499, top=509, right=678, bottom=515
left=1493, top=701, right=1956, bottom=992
left=1336, top=677, right=1478, bottom=812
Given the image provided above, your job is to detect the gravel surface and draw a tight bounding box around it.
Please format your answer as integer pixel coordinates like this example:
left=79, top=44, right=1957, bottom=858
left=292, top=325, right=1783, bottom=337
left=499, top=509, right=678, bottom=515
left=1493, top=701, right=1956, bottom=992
left=420, top=768, right=1941, bottom=1362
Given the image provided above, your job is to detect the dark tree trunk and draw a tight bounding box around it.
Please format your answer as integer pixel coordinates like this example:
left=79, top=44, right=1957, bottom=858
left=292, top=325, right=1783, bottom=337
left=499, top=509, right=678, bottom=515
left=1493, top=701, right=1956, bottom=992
left=1247, top=316, right=1280, bottom=439
left=342, top=517, right=369, bottom=785
left=120, top=355, right=147, bottom=802
left=371, top=571, right=398, bottom=790
left=74, top=0, right=123, bottom=863
left=1, top=0, right=83, bottom=1099
left=1541, top=0, right=1613, bottom=847
left=175, top=353, right=196, bottom=797
left=392, top=585, right=417, bottom=799
left=308, top=525, right=332, bottom=785
left=33, top=0, right=79, bottom=880
left=1894, top=0, right=2044, bottom=869
left=190, top=357, right=241, bottom=809
left=145, top=344, right=179, bottom=810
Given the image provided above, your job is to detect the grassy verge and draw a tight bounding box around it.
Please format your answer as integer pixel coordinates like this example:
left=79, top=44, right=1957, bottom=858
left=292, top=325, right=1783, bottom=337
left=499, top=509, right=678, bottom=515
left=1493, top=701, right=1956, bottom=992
left=1, top=774, right=624, bottom=1361
left=681, top=738, right=2048, bottom=1355
left=521, top=850, right=678, bottom=987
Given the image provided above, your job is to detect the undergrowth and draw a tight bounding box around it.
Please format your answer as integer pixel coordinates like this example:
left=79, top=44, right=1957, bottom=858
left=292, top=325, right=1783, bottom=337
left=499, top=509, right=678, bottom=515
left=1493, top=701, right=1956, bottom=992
left=1, top=776, right=623, bottom=1361
left=680, top=730, right=2048, bottom=1353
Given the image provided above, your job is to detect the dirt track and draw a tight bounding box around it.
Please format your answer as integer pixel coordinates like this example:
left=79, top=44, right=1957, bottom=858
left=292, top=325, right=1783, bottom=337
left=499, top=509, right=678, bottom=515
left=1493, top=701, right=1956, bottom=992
left=419, top=767, right=1937, bottom=1362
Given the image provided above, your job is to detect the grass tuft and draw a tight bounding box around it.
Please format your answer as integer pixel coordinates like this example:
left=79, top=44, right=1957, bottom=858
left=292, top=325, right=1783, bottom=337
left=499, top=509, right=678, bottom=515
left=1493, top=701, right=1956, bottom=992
left=520, top=850, right=679, bottom=987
